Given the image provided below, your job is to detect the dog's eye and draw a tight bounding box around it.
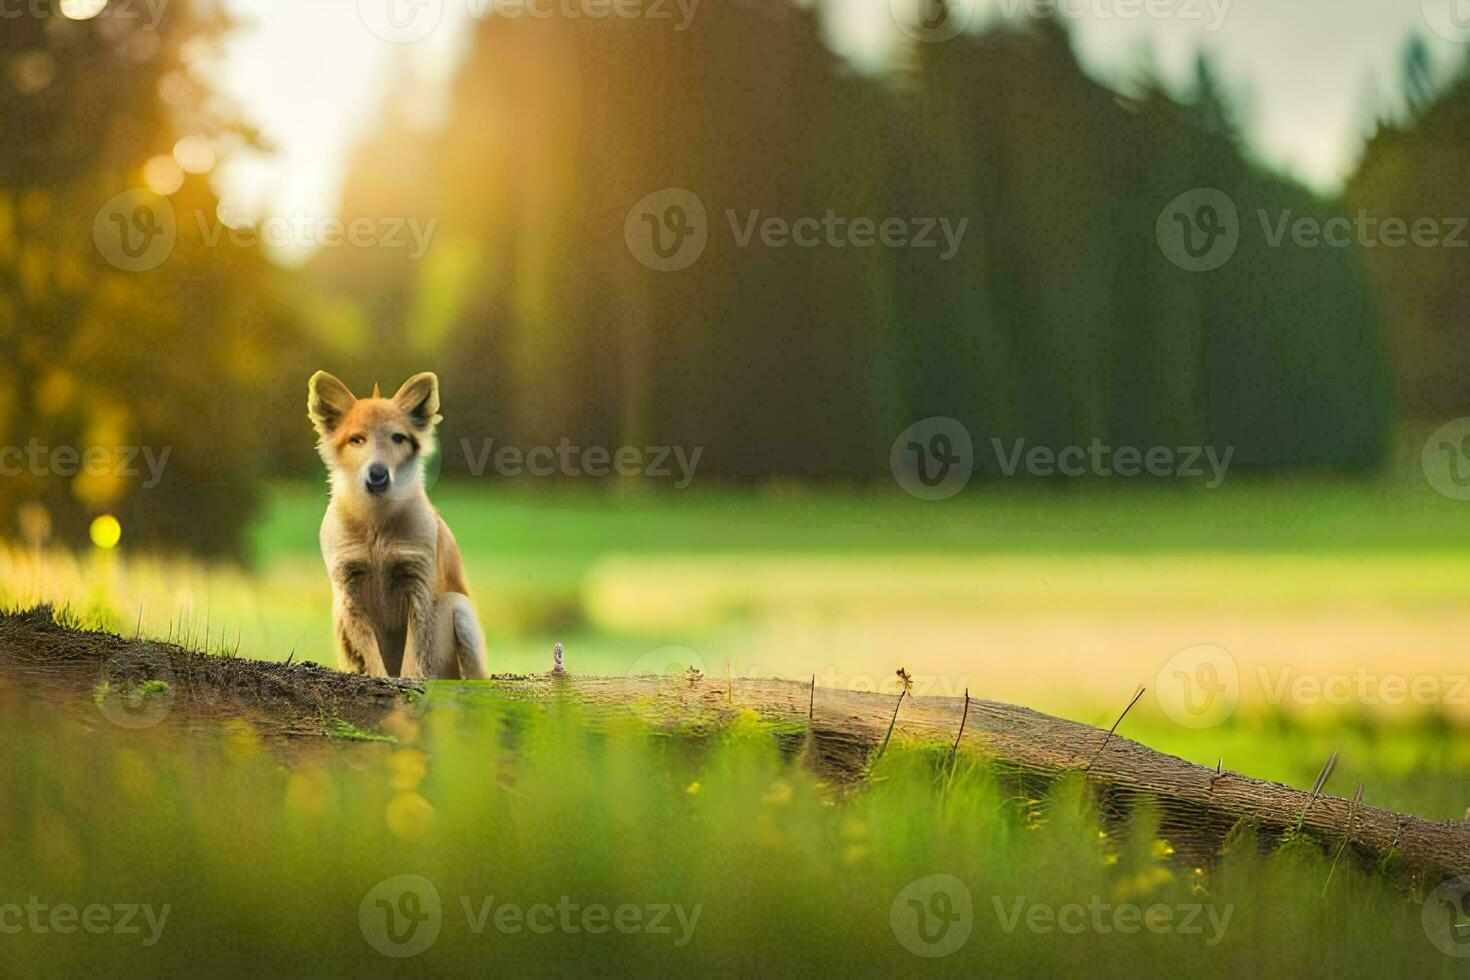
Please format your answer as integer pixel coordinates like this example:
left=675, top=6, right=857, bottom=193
left=392, top=433, right=407, bottom=445
left=348, top=434, right=366, bottom=446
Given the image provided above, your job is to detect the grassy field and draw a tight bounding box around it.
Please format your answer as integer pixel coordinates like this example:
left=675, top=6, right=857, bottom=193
left=2, top=478, right=1469, bottom=970
left=2, top=476, right=1469, bottom=818
left=0, top=680, right=1462, bottom=976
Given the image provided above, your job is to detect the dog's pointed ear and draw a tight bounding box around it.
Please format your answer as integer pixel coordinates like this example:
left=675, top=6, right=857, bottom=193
left=308, top=371, right=356, bottom=436
left=393, top=372, right=442, bottom=430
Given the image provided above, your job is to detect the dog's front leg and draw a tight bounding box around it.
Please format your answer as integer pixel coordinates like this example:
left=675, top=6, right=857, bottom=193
left=398, top=582, right=439, bottom=680
left=335, top=599, right=388, bottom=677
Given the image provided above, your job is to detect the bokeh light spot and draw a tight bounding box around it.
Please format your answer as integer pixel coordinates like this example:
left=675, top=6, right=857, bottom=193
left=172, top=137, right=215, bottom=175
left=89, top=514, right=121, bottom=550
left=142, top=155, right=185, bottom=196
left=59, top=0, right=107, bottom=20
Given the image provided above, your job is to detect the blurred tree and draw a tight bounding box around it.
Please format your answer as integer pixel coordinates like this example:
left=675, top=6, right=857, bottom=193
left=332, top=9, right=1390, bottom=482
left=0, top=0, right=301, bottom=556
left=1347, top=44, right=1470, bottom=421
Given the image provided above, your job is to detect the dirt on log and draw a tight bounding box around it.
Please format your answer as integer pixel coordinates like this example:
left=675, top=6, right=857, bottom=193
left=3, top=606, right=1467, bottom=881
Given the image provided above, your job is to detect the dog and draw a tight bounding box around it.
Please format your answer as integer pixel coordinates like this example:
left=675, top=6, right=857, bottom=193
left=307, top=371, right=488, bottom=680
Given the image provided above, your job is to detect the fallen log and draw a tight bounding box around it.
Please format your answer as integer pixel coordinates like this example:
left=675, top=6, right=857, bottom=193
left=488, top=671, right=1470, bottom=882
left=3, top=607, right=1465, bottom=882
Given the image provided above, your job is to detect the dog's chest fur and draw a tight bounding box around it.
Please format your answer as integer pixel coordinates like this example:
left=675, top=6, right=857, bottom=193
left=327, top=514, right=435, bottom=677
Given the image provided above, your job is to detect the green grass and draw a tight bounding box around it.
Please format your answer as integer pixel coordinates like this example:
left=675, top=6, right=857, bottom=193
left=0, top=682, right=1462, bottom=976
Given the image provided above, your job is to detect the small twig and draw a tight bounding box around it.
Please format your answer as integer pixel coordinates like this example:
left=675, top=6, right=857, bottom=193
left=726, top=658, right=733, bottom=705
left=134, top=600, right=145, bottom=639
left=1295, top=750, right=1339, bottom=832
left=1085, top=684, right=1145, bottom=772
left=1323, top=783, right=1365, bottom=897
left=808, top=674, right=815, bottom=720
left=948, top=687, right=970, bottom=768
left=284, top=648, right=296, bottom=668
left=877, top=668, right=914, bottom=759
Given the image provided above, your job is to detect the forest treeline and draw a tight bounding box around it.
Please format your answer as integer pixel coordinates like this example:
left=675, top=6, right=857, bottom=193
left=3, top=1, right=1468, bottom=553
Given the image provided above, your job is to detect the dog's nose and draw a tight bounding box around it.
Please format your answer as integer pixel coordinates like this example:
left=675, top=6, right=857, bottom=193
left=366, top=463, right=390, bottom=493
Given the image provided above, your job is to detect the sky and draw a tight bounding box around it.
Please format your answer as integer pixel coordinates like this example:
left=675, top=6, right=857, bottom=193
left=212, top=0, right=1470, bottom=242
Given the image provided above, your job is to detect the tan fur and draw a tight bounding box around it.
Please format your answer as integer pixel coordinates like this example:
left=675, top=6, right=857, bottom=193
left=308, top=371, right=488, bottom=680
